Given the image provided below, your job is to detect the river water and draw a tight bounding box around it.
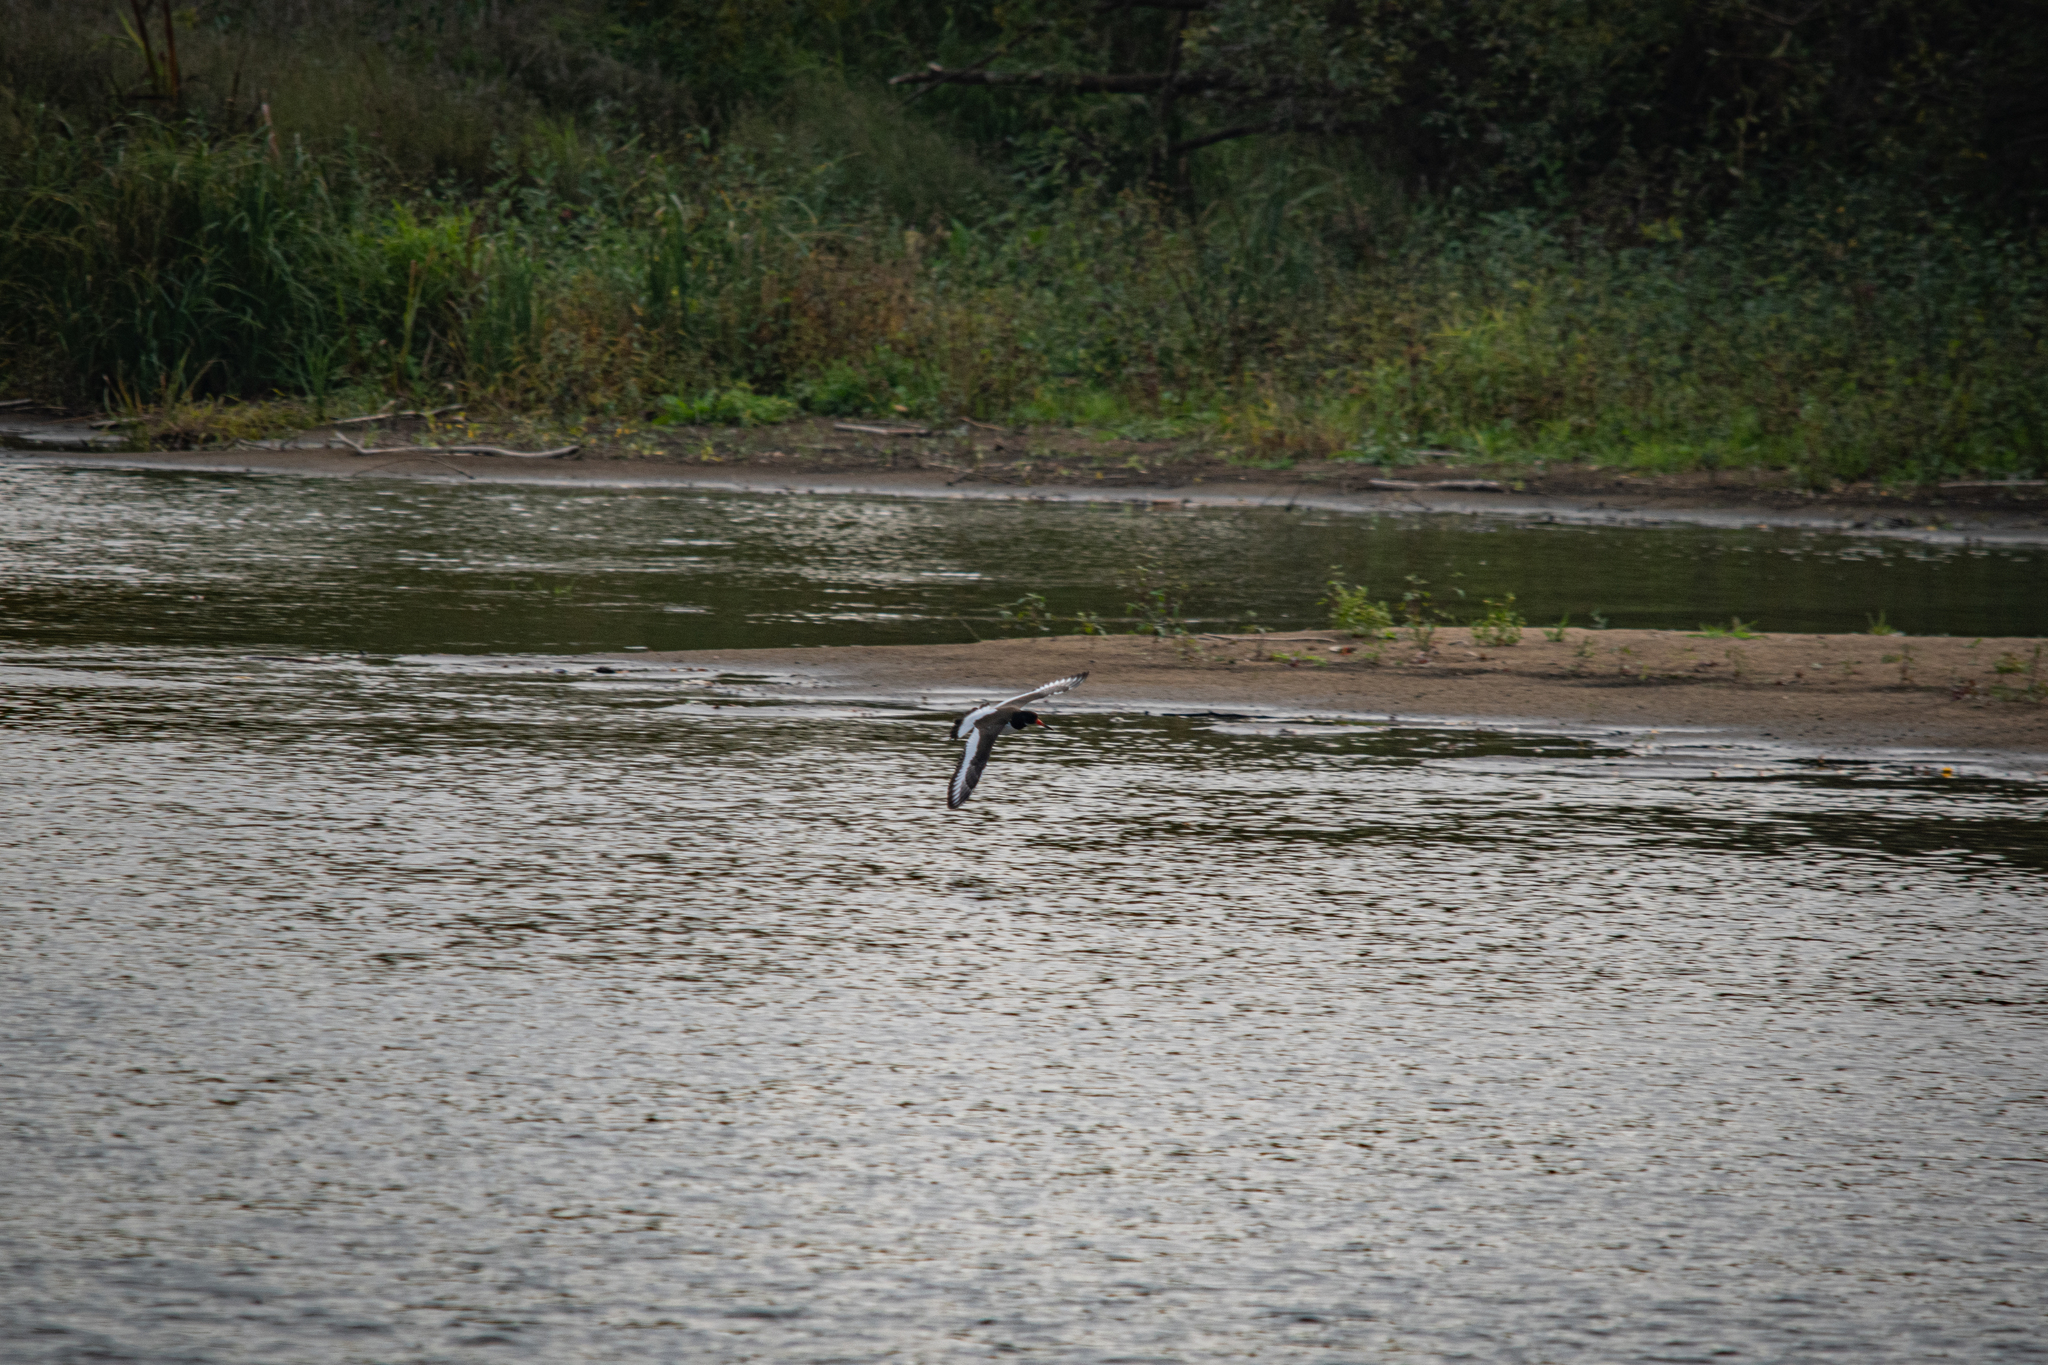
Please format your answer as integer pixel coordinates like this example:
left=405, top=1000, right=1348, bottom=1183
left=4, top=465, right=2045, bottom=1364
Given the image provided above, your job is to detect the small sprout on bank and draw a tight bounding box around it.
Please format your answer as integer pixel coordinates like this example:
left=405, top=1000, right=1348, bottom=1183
left=1882, top=643, right=1918, bottom=683
left=1470, top=594, right=1525, bottom=647
left=995, top=592, right=1054, bottom=635
left=1322, top=576, right=1395, bottom=638
left=1693, top=616, right=1762, bottom=639
left=1865, top=610, right=1901, bottom=635
left=1542, top=614, right=1572, bottom=643
left=1399, top=574, right=1445, bottom=651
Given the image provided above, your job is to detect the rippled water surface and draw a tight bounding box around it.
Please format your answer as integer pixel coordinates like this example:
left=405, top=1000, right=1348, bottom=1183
left=4, top=464, right=2045, bottom=650
left=3, top=465, right=2046, bottom=1364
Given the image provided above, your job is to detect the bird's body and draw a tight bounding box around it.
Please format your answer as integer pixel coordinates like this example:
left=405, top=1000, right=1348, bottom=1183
left=947, top=672, right=1087, bottom=808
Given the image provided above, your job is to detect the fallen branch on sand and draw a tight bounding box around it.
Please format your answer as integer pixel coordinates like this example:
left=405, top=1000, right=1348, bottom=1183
left=0, top=398, right=41, bottom=410
left=334, top=433, right=578, bottom=459
left=833, top=422, right=933, bottom=437
left=330, top=405, right=466, bottom=428
left=1365, top=478, right=1507, bottom=492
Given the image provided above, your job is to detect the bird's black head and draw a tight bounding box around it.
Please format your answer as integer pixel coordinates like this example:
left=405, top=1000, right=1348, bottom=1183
left=1009, top=710, right=1044, bottom=729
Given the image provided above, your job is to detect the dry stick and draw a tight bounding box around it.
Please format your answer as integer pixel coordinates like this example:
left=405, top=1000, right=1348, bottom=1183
left=1939, top=480, right=2048, bottom=489
left=334, top=433, right=578, bottom=459
left=329, top=405, right=466, bottom=428
left=827, top=421, right=933, bottom=437
left=0, top=398, right=39, bottom=410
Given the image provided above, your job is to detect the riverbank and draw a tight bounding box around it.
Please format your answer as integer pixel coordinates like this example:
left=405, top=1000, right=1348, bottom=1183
left=6, top=438, right=2048, bottom=543
left=635, top=629, right=2048, bottom=760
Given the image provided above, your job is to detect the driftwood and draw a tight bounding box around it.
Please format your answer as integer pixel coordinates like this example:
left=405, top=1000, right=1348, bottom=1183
left=0, top=398, right=39, bottom=410
left=1366, top=478, right=1507, bottom=492
left=334, top=432, right=578, bottom=459
left=833, top=422, right=933, bottom=437
left=330, top=405, right=466, bottom=428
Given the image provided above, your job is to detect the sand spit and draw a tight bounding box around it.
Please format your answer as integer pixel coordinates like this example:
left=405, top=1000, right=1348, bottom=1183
left=634, top=629, right=2048, bottom=759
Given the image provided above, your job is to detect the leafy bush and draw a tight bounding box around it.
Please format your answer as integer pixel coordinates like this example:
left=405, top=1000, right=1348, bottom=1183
left=653, top=386, right=798, bottom=427
left=1323, top=579, right=1395, bottom=638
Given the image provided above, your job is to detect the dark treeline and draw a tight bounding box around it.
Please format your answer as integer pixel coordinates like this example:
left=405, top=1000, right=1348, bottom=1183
left=2, top=0, right=2044, bottom=482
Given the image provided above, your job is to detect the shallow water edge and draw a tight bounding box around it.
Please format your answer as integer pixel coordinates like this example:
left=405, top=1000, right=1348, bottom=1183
left=9, top=447, right=2048, bottom=546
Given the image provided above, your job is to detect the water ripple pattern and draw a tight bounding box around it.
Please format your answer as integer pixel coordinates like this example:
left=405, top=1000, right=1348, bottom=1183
left=4, top=653, right=2044, bottom=1364
left=3, top=464, right=2044, bottom=651
left=2, top=466, right=2045, bottom=1363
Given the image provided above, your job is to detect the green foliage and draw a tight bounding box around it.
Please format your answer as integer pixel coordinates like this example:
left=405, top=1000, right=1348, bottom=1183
left=654, top=385, right=798, bottom=427
left=1470, top=594, right=1525, bottom=648
left=1322, top=579, right=1395, bottom=638
left=1693, top=617, right=1763, bottom=640
left=994, top=593, right=1055, bottom=636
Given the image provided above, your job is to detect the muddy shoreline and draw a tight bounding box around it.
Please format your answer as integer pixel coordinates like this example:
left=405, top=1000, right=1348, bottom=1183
left=7, top=442, right=2048, bottom=543
left=631, top=629, right=2048, bottom=762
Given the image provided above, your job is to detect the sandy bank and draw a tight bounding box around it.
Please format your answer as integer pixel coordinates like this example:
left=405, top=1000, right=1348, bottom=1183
left=636, top=628, right=2048, bottom=760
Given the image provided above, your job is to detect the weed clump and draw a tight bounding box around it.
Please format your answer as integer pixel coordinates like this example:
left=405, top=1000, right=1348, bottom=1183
left=1322, top=578, right=1395, bottom=638
left=1470, top=594, right=1526, bottom=647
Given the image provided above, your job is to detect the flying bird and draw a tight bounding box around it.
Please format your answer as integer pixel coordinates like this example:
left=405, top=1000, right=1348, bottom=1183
left=947, top=672, right=1087, bottom=808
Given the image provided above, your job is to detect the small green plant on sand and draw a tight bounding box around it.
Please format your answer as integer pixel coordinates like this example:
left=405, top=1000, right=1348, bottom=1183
left=1693, top=616, right=1762, bottom=639
left=1989, top=644, right=2047, bottom=701
left=1865, top=610, right=1901, bottom=636
left=1322, top=577, right=1395, bottom=638
left=995, top=592, right=1054, bottom=634
left=1470, top=594, right=1526, bottom=647
left=1119, top=556, right=1194, bottom=636
left=1542, top=614, right=1572, bottom=643
left=1269, top=650, right=1330, bottom=668
left=1882, top=644, right=1918, bottom=684
left=1399, top=575, right=1448, bottom=652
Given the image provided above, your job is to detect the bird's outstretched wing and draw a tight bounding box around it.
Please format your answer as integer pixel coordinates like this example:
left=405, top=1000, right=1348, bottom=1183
left=952, top=672, right=1089, bottom=740
left=999, top=671, right=1088, bottom=710
left=948, top=726, right=1000, bottom=808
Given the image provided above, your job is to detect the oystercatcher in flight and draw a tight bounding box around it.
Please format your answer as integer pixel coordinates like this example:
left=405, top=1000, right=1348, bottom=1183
left=947, top=673, right=1087, bottom=808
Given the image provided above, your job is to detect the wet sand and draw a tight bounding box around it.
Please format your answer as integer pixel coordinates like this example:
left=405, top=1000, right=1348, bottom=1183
left=639, top=629, right=2048, bottom=757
